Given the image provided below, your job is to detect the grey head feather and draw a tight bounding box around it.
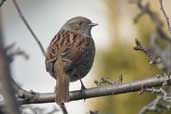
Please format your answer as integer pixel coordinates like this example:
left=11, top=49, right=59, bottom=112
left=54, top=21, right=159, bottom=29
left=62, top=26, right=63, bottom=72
left=61, top=16, right=97, bottom=38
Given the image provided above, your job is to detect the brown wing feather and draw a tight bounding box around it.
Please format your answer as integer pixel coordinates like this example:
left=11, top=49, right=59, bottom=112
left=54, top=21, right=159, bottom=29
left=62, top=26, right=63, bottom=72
left=45, top=30, right=93, bottom=78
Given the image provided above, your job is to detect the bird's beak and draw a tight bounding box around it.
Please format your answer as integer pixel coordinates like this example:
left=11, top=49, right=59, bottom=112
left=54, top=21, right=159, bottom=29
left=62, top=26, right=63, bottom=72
left=89, top=23, right=98, bottom=27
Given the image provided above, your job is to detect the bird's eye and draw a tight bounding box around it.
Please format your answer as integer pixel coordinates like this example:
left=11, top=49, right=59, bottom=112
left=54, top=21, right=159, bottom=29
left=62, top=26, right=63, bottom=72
left=75, top=22, right=81, bottom=27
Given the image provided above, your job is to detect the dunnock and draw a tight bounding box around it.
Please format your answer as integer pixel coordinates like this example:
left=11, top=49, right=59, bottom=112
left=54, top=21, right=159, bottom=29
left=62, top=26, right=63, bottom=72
left=45, top=16, right=97, bottom=104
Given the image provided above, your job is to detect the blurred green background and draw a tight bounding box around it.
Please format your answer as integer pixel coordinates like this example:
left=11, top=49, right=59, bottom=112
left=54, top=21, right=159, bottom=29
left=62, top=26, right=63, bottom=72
left=88, top=0, right=171, bottom=114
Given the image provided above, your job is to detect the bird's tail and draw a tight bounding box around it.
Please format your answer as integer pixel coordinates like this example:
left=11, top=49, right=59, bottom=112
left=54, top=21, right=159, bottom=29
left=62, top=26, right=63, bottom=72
left=55, top=73, right=70, bottom=104
left=54, top=57, right=70, bottom=105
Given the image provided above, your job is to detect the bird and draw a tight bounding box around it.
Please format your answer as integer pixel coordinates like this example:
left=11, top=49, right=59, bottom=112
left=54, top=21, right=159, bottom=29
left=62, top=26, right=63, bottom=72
left=45, top=16, right=97, bottom=105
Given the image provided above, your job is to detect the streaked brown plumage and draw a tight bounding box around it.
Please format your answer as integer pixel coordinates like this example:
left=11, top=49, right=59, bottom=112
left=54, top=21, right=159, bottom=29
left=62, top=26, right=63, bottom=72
left=45, top=16, right=97, bottom=104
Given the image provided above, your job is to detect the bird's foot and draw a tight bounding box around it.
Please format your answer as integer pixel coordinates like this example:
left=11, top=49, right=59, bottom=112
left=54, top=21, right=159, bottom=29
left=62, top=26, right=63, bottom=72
left=79, top=79, right=87, bottom=101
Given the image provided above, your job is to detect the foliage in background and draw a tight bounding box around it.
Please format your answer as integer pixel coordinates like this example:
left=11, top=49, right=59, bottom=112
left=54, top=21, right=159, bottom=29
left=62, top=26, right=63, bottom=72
left=88, top=0, right=171, bottom=114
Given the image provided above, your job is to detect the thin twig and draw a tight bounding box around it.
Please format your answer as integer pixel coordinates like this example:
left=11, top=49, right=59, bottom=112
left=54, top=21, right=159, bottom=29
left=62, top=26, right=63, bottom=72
left=0, top=0, right=6, bottom=7
left=94, top=75, right=123, bottom=87
left=0, top=14, right=20, bottom=114
left=131, top=0, right=171, bottom=42
left=12, top=0, right=46, bottom=57
left=5, top=43, right=29, bottom=63
left=95, top=77, right=117, bottom=86
left=138, top=96, right=162, bottom=114
left=134, top=39, right=161, bottom=64
left=159, top=0, right=171, bottom=35
left=9, top=48, right=29, bottom=60
left=138, top=87, right=171, bottom=114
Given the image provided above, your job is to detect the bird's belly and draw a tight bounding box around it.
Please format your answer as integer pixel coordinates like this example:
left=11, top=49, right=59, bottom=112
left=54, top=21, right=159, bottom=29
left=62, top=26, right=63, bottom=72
left=67, top=49, right=95, bottom=82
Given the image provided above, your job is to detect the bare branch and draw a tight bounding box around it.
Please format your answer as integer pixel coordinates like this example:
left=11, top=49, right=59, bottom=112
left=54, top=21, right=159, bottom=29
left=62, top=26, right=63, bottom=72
left=0, top=13, right=20, bottom=114
left=159, top=0, right=171, bottom=35
left=11, top=78, right=68, bottom=114
left=94, top=77, right=116, bottom=86
left=16, top=74, right=171, bottom=105
left=12, top=0, right=46, bottom=56
left=94, top=75, right=123, bottom=87
left=144, top=88, right=171, bottom=101
left=8, top=48, right=29, bottom=60
left=134, top=39, right=161, bottom=64
left=117, top=74, right=123, bottom=83
left=138, top=87, right=171, bottom=114
left=131, top=0, right=171, bottom=42
left=138, top=96, right=162, bottom=114
left=5, top=43, right=29, bottom=63
left=0, top=0, right=6, bottom=7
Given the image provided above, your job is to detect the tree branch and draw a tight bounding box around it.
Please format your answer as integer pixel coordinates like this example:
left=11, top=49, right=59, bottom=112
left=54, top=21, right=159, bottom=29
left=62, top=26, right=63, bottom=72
left=134, top=39, right=161, bottom=64
left=0, top=12, right=20, bottom=114
left=138, top=96, right=162, bottom=114
left=12, top=0, right=46, bottom=57
left=159, top=0, right=171, bottom=35
left=18, top=74, right=171, bottom=104
left=131, top=0, right=171, bottom=42
left=138, top=87, right=171, bottom=114
left=5, top=43, right=29, bottom=63
left=0, top=0, right=6, bottom=7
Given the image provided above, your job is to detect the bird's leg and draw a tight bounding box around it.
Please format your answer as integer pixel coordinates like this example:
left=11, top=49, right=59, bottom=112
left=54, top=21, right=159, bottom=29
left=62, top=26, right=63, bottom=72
left=80, top=79, right=86, bottom=91
left=79, top=79, right=87, bottom=101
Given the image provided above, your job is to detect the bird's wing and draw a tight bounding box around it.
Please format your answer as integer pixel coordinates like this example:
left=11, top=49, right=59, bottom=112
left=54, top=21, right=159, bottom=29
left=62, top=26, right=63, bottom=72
left=45, top=30, right=94, bottom=78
